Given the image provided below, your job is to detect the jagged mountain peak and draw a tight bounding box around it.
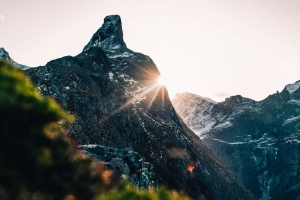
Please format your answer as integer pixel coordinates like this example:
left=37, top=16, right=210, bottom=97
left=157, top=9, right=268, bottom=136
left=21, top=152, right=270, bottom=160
left=83, top=15, right=127, bottom=52
left=0, top=47, right=29, bottom=70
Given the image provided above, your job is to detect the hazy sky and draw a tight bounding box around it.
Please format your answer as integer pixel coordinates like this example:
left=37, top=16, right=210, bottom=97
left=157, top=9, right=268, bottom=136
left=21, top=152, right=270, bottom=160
left=1, top=0, right=300, bottom=101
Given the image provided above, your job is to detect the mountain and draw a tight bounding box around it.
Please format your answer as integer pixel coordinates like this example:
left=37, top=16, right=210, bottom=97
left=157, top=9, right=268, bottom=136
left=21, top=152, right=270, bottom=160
left=24, top=15, right=255, bottom=199
left=0, top=47, right=29, bottom=70
left=172, top=85, right=300, bottom=199
left=172, top=93, right=217, bottom=137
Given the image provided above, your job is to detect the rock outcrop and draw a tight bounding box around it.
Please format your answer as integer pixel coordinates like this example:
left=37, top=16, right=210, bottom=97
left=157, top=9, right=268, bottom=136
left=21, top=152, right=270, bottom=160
left=25, top=15, right=255, bottom=199
left=173, top=85, right=300, bottom=199
left=78, top=145, right=158, bottom=190
left=0, top=47, right=29, bottom=70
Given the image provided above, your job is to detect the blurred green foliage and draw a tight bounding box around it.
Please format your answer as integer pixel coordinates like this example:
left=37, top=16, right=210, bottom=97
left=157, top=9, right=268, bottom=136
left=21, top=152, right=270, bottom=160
left=0, top=61, right=103, bottom=199
left=98, top=182, right=191, bottom=200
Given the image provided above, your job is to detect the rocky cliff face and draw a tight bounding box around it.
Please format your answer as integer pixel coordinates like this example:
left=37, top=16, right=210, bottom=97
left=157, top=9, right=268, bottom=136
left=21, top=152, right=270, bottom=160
left=24, top=15, right=255, bottom=199
left=0, top=48, right=29, bottom=70
left=173, top=86, right=300, bottom=199
left=78, top=145, right=158, bottom=190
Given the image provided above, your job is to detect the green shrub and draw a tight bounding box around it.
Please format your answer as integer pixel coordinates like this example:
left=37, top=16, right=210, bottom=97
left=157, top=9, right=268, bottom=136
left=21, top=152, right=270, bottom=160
left=0, top=61, right=103, bottom=200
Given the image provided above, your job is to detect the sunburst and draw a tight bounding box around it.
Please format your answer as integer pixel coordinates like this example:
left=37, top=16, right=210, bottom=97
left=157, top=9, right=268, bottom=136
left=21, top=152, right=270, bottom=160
left=104, top=75, right=168, bottom=120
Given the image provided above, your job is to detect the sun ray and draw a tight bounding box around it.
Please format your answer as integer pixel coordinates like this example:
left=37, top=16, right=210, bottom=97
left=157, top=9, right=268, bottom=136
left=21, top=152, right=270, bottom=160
left=161, top=86, right=165, bottom=106
left=98, top=73, right=168, bottom=123
left=105, top=83, right=159, bottom=119
left=147, top=85, right=161, bottom=110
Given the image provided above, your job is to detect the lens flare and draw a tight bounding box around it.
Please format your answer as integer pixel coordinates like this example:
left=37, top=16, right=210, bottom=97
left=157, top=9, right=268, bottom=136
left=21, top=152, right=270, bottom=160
left=187, top=166, right=194, bottom=172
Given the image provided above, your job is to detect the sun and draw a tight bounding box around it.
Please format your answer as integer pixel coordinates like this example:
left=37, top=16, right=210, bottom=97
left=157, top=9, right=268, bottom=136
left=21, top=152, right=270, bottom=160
left=157, top=76, right=165, bottom=86
left=155, top=74, right=182, bottom=100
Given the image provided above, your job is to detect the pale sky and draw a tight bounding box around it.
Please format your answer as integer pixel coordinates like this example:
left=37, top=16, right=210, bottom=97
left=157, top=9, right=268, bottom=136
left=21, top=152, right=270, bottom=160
left=1, top=0, right=300, bottom=102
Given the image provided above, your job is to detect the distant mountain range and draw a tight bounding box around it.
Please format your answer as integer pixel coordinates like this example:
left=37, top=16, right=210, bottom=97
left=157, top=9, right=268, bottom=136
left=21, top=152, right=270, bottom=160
left=173, top=83, right=300, bottom=199
left=0, top=15, right=255, bottom=199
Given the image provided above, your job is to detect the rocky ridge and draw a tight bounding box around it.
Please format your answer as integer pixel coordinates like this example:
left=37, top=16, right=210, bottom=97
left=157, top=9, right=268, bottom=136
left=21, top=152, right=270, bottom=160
left=172, top=85, right=300, bottom=199
left=0, top=48, right=29, bottom=70
left=15, top=15, right=255, bottom=199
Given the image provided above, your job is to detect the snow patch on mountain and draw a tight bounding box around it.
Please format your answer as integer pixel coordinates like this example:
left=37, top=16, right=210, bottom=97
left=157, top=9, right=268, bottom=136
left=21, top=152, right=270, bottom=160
left=214, top=121, right=232, bottom=130
left=283, top=115, right=300, bottom=126
left=287, top=100, right=300, bottom=106
left=108, top=51, right=133, bottom=58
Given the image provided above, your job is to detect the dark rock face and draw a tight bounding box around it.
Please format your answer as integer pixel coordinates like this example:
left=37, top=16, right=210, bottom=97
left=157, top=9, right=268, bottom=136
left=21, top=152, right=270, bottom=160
left=83, top=15, right=127, bottom=51
left=78, top=145, right=158, bottom=190
left=173, top=86, right=300, bottom=199
left=25, top=15, right=255, bottom=199
left=0, top=47, right=29, bottom=70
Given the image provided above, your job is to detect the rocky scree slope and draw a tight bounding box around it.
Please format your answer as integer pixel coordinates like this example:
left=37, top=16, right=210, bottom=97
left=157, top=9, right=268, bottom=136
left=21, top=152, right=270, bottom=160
left=173, top=87, right=300, bottom=199
left=24, top=15, right=255, bottom=199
